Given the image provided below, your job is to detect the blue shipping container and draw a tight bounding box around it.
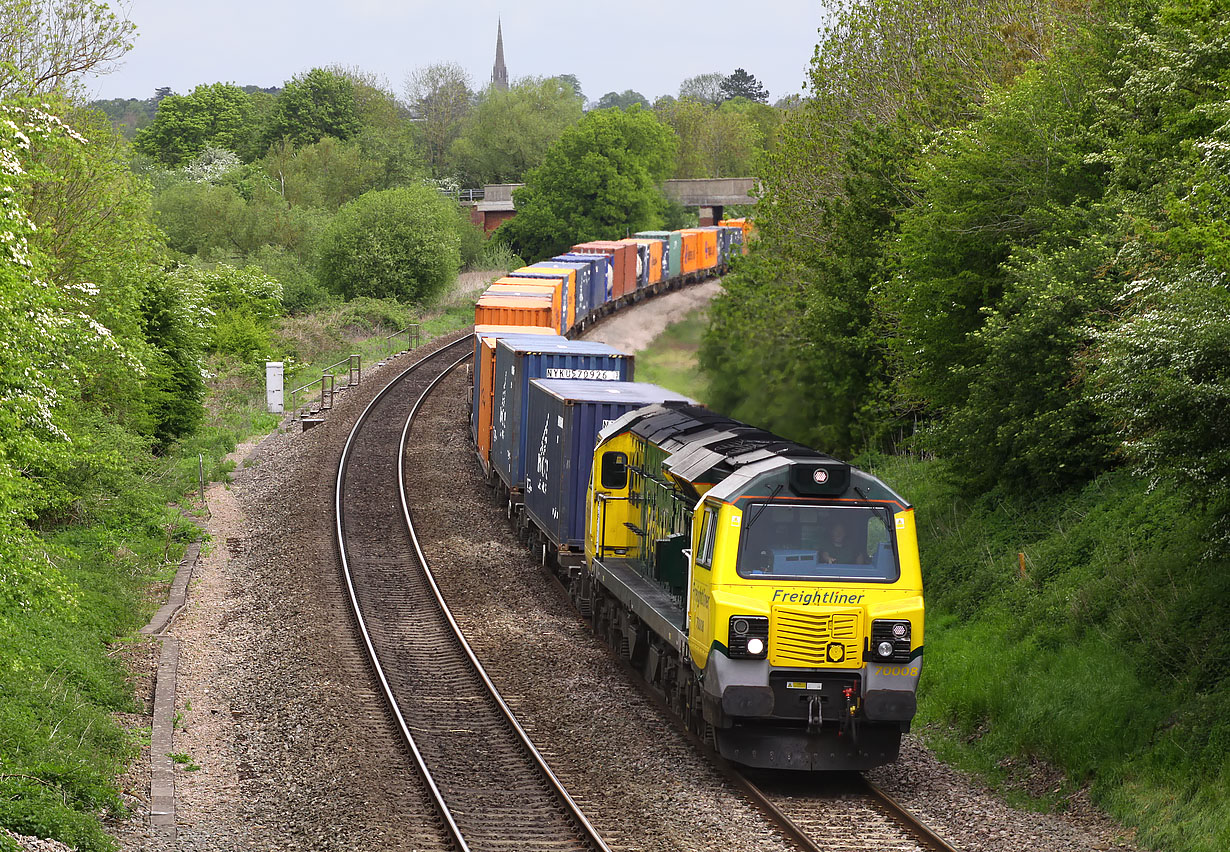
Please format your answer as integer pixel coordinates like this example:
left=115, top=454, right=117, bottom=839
left=471, top=328, right=564, bottom=442
left=630, top=241, right=650, bottom=289
left=491, top=337, right=634, bottom=491
left=504, top=270, right=570, bottom=334
left=524, top=380, right=694, bottom=550
left=530, top=261, right=591, bottom=327
left=555, top=252, right=612, bottom=312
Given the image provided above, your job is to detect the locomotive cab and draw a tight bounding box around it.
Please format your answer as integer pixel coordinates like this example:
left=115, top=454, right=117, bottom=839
left=585, top=404, right=924, bottom=771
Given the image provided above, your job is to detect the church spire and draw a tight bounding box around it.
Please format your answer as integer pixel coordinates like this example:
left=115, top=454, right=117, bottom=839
left=491, top=18, right=508, bottom=90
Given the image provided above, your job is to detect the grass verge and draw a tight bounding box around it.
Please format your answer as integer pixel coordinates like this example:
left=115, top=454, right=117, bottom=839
left=869, top=456, right=1230, bottom=852
left=630, top=306, right=711, bottom=403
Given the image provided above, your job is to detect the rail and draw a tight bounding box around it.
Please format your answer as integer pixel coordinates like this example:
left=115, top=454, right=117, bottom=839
left=440, top=187, right=484, bottom=203
left=334, top=336, right=610, bottom=851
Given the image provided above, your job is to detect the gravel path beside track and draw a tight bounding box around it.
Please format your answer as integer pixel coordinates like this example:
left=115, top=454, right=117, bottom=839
left=111, top=340, right=469, bottom=852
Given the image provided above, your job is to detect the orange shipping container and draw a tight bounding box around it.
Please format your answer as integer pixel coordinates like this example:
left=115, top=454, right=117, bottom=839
left=488, top=277, right=565, bottom=333
left=682, top=228, right=719, bottom=271
left=474, top=294, right=554, bottom=330
left=679, top=230, right=702, bottom=274
left=472, top=325, right=560, bottom=466
left=506, top=267, right=577, bottom=330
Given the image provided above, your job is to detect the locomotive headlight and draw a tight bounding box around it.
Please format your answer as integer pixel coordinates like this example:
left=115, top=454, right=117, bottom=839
left=870, top=619, right=912, bottom=663
left=728, top=615, right=768, bottom=659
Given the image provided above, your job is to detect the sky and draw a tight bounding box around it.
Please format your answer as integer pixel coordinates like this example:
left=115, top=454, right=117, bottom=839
left=85, top=1, right=830, bottom=105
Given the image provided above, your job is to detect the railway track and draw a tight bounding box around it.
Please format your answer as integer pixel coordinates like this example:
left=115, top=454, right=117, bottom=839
left=738, top=771, right=958, bottom=852
left=334, top=334, right=610, bottom=852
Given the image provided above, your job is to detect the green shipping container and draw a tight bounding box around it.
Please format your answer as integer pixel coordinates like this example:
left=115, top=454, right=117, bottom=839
left=634, top=230, right=682, bottom=281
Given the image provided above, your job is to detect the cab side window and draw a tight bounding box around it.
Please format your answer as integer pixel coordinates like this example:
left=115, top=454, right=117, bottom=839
left=600, top=451, right=628, bottom=489
left=695, top=506, right=717, bottom=569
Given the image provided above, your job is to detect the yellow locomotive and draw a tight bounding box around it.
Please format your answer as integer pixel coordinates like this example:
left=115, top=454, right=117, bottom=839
left=578, top=403, right=923, bottom=770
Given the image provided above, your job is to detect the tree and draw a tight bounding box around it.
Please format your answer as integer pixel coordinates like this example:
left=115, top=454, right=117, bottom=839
left=678, top=72, right=726, bottom=105
left=720, top=68, right=769, bottom=103
left=133, top=83, right=257, bottom=166
left=0, top=0, right=136, bottom=96
left=259, top=68, right=362, bottom=153
left=655, top=97, right=767, bottom=178
left=316, top=185, right=460, bottom=303
left=594, top=90, right=649, bottom=111
left=406, top=62, right=472, bottom=174
left=495, top=107, right=677, bottom=260
left=557, top=73, right=584, bottom=102
left=448, top=76, right=583, bottom=186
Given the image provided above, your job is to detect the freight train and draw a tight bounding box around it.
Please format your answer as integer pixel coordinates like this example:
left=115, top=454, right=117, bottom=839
left=467, top=222, right=924, bottom=771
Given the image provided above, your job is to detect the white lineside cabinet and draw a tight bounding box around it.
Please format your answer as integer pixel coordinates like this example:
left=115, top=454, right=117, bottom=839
left=266, top=361, right=284, bottom=413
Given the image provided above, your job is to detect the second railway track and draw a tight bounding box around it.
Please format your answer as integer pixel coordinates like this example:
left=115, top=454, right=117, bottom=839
left=335, top=335, right=609, bottom=852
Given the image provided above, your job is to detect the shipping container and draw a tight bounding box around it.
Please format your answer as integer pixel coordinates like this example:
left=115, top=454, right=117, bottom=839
left=554, top=253, right=611, bottom=316
left=535, top=261, right=592, bottom=325
left=617, top=239, right=651, bottom=289
left=700, top=225, right=737, bottom=266
left=502, top=270, right=572, bottom=333
left=483, top=281, right=561, bottom=331
left=471, top=325, right=560, bottom=446
left=508, top=265, right=575, bottom=329
left=631, top=238, right=665, bottom=284
left=719, top=217, right=755, bottom=250
left=681, top=228, right=719, bottom=271
left=474, top=294, right=555, bottom=330
left=489, top=277, right=565, bottom=327
left=491, top=337, right=634, bottom=491
left=571, top=241, right=636, bottom=300
left=634, top=230, right=681, bottom=280
left=678, top=229, right=702, bottom=274
left=523, top=380, right=694, bottom=550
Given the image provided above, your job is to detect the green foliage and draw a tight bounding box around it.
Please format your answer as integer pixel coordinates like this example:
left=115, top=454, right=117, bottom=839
left=448, top=76, right=583, bottom=186
left=153, top=172, right=326, bottom=262
left=86, top=96, right=154, bottom=139
left=494, top=107, right=676, bottom=259
left=719, top=68, right=769, bottom=104
left=405, top=62, right=472, bottom=175
left=655, top=97, right=770, bottom=179
left=132, top=83, right=258, bottom=166
left=876, top=457, right=1230, bottom=851
left=594, top=90, right=649, bottom=111
left=633, top=307, right=710, bottom=403
left=261, top=130, right=421, bottom=212
left=455, top=209, right=486, bottom=269
left=1093, top=273, right=1230, bottom=524
left=167, top=263, right=282, bottom=358
left=678, top=72, right=725, bottom=105
left=258, top=68, right=362, bottom=154
left=316, top=185, right=460, bottom=303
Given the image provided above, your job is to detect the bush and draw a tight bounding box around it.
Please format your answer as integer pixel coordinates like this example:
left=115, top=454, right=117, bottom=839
left=315, top=185, right=460, bottom=303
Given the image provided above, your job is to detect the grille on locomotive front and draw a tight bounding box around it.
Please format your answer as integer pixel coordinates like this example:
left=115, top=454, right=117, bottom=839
left=769, top=607, right=862, bottom=668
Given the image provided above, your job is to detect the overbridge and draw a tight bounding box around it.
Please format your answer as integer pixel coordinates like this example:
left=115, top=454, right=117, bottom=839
left=472, top=178, right=758, bottom=233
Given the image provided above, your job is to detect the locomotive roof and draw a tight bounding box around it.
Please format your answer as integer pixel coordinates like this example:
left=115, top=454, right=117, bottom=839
left=601, top=403, right=910, bottom=509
